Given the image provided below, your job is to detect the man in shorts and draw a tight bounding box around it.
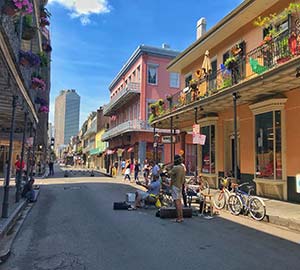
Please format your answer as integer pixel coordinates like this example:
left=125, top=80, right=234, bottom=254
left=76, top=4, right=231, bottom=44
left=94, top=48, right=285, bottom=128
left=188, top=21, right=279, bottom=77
left=132, top=175, right=161, bottom=209
left=167, top=154, right=186, bottom=222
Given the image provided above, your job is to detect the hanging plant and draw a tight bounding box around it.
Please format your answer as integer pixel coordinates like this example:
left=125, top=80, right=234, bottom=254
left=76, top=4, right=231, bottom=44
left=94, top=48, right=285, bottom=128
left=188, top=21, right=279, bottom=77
left=40, top=17, right=50, bottom=27
left=39, top=105, right=49, bottom=113
left=13, top=0, right=33, bottom=14
left=224, top=56, right=237, bottom=70
left=19, top=50, right=40, bottom=67
left=42, top=43, right=52, bottom=53
left=189, top=79, right=198, bottom=90
left=22, top=15, right=36, bottom=40
left=38, top=52, right=49, bottom=67
left=31, top=73, right=46, bottom=90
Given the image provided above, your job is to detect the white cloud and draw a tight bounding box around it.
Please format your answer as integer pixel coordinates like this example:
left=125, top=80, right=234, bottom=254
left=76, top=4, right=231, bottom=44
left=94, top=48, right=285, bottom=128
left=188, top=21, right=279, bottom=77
left=49, top=0, right=110, bottom=25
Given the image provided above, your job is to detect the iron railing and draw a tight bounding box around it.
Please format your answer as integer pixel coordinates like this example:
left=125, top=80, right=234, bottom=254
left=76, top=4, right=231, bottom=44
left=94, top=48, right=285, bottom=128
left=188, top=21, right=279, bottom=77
left=102, top=120, right=149, bottom=140
left=152, top=28, right=298, bottom=119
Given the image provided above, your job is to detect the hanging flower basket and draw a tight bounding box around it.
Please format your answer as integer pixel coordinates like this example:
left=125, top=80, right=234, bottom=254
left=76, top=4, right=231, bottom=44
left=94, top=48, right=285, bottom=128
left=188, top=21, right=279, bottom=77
left=22, top=26, right=36, bottom=40
left=40, top=17, right=50, bottom=27
left=2, top=2, right=18, bottom=16
left=31, top=77, right=46, bottom=90
left=39, top=105, right=49, bottom=113
left=42, top=43, right=52, bottom=53
left=19, top=50, right=40, bottom=67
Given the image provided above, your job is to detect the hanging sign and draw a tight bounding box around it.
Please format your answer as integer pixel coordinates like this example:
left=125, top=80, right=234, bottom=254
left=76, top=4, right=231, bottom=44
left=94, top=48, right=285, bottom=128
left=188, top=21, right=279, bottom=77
left=193, top=133, right=206, bottom=145
left=193, top=124, right=200, bottom=134
left=117, top=148, right=124, bottom=157
left=161, top=136, right=177, bottom=144
left=296, top=174, right=300, bottom=193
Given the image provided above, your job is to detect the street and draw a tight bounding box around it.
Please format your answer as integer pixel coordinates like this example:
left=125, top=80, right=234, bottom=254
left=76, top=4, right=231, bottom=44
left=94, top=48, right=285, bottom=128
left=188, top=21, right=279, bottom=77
left=1, top=170, right=300, bottom=270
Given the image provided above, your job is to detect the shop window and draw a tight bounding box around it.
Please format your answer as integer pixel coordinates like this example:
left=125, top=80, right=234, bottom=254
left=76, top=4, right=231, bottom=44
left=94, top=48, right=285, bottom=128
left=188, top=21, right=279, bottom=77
left=200, top=125, right=216, bottom=174
left=255, top=111, right=282, bottom=180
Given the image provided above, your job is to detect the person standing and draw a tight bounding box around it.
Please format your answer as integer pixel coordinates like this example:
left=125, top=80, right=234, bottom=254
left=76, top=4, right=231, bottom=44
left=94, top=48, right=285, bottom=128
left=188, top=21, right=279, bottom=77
left=134, top=160, right=140, bottom=183
left=167, top=155, right=186, bottom=223
left=49, top=160, right=54, bottom=176
left=124, top=161, right=131, bottom=182
left=143, top=160, right=150, bottom=185
left=15, top=155, right=25, bottom=181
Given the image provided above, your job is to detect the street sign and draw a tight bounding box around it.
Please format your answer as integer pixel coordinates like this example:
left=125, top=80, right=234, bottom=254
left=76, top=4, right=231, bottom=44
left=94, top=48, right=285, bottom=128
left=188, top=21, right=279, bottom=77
left=161, top=136, right=177, bottom=144
left=296, top=174, right=300, bottom=193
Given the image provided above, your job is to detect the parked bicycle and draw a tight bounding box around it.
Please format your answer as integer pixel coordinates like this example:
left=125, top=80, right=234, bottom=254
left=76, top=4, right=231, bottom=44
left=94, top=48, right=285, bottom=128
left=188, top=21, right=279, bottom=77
left=213, top=177, right=235, bottom=210
left=227, top=182, right=266, bottom=221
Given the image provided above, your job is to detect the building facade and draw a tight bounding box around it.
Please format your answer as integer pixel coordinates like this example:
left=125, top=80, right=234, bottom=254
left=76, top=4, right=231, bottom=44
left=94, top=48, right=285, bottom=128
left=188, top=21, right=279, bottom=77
left=102, top=44, right=181, bottom=170
left=54, top=89, right=80, bottom=156
left=151, top=0, right=300, bottom=202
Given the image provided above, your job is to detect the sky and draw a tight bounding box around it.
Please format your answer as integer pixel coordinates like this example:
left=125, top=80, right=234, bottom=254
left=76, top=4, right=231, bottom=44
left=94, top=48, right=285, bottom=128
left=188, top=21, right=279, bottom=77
left=48, top=0, right=243, bottom=126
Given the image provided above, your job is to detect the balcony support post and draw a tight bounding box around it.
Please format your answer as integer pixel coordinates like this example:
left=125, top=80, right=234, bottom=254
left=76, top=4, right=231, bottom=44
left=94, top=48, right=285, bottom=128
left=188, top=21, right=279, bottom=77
left=194, top=107, right=198, bottom=179
left=233, top=93, right=239, bottom=181
left=2, top=96, right=18, bottom=218
left=16, top=111, right=28, bottom=203
left=153, top=123, right=156, bottom=162
left=170, top=117, right=173, bottom=163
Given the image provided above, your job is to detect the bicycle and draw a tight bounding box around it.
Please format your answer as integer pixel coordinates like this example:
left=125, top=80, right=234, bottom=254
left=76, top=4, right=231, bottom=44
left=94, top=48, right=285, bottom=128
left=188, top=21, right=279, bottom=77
left=213, top=177, right=234, bottom=210
left=227, top=182, right=266, bottom=221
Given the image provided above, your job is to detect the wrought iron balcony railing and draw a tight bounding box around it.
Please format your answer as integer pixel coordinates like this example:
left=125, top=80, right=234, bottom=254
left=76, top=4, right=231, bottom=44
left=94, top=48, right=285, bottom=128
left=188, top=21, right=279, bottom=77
left=103, top=82, right=141, bottom=116
left=102, top=120, right=150, bottom=141
left=150, top=28, right=298, bottom=120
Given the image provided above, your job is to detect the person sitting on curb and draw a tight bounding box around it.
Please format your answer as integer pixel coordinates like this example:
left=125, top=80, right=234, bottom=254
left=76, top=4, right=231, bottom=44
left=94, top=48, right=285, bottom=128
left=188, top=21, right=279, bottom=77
left=21, top=178, right=37, bottom=202
left=130, top=175, right=161, bottom=210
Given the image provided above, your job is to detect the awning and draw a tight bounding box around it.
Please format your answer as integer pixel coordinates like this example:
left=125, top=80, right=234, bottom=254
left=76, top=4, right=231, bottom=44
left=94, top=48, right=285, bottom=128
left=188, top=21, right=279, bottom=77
left=90, top=147, right=105, bottom=156
left=127, top=146, right=134, bottom=153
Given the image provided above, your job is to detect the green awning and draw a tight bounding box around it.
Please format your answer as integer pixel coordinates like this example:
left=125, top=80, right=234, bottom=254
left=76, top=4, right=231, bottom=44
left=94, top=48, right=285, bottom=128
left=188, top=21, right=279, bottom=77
left=90, top=147, right=105, bottom=156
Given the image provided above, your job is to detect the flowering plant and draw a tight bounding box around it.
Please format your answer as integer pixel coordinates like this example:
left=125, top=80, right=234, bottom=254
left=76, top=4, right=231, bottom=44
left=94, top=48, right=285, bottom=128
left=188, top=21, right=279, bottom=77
left=13, top=0, right=33, bottom=15
left=40, top=17, right=50, bottom=27
left=260, top=35, right=272, bottom=46
left=31, top=76, right=46, bottom=90
left=19, top=50, right=40, bottom=67
left=39, top=105, right=49, bottom=113
left=38, top=52, right=49, bottom=67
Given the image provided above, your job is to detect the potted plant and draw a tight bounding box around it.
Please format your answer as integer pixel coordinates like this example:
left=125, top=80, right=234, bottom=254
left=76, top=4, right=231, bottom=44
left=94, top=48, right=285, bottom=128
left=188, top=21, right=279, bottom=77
left=38, top=52, right=49, bottom=67
left=31, top=73, right=46, bottom=90
left=2, top=0, right=33, bottom=16
left=22, top=15, right=36, bottom=40
left=19, top=50, right=40, bottom=67
left=38, top=105, right=49, bottom=113
left=42, top=43, right=52, bottom=53
left=40, top=17, right=50, bottom=27
left=224, top=56, right=237, bottom=70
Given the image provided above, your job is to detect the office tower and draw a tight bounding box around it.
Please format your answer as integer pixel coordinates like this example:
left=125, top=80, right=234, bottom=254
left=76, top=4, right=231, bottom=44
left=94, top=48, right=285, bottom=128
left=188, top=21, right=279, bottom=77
left=54, top=90, right=80, bottom=154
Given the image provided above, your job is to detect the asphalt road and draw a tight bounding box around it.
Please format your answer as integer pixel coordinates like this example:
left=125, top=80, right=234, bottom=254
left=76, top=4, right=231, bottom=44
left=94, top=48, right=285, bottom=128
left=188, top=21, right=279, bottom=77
left=2, top=171, right=300, bottom=270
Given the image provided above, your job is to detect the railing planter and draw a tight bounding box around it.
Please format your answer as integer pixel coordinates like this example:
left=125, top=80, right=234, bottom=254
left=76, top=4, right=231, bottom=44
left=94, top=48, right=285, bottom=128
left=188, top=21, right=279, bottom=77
left=21, top=15, right=36, bottom=40
left=2, top=2, right=18, bottom=16
left=40, top=17, right=50, bottom=27
left=31, top=77, right=46, bottom=90
left=19, top=50, right=40, bottom=67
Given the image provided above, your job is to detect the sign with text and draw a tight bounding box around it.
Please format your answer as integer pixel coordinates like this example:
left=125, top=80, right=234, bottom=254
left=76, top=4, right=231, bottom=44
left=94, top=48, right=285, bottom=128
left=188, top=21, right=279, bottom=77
left=296, top=174, right=300, bottom=193
left=161, top=136, right=177, bottom=144
left=193, top=133, right=206, bottom=145
left=193, top=124, right=200, bottom=134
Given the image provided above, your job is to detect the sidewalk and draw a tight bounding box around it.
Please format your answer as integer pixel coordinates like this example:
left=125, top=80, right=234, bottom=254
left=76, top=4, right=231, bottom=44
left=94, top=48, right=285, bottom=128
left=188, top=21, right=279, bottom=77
left=96, top=169, right=300, bottom=232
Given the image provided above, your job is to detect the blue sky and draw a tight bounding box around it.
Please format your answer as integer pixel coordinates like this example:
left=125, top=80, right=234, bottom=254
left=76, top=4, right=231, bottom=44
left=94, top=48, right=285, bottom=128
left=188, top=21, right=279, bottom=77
left=48, top=0, right=243, bottom=126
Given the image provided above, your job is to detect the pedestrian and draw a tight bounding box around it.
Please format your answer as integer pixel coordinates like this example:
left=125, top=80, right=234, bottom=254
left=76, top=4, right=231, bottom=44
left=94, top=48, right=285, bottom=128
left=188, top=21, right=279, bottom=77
left=121, top=159, right=126, bottom=175
left=15, top=155, right=25, bottom=181
left=143, top=160, right=150, bottom=185
left=134, top=160, right=140, bottom=183
left=49, top=160, right=54, bottom=176
left=166, top=154, right=186, bottom=223
left=180, top=156, right=188, bottom=207
left=124, top=162, right=131, bottom=181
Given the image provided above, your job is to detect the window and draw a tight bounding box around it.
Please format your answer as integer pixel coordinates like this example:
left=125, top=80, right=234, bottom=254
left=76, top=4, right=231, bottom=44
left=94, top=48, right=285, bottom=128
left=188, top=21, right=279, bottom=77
left=200, top=125, right=216, bottom=174
left=255, top=111, right=282, bottom=180
left=185, top=74, right=192, bottom=87
left=208, top=59, right=217, bottom=90
left=137, top=66, right=140, bottom=82
left=148, top=65, right=157, bottom=84
left=170, top=72, right=179, bottom=88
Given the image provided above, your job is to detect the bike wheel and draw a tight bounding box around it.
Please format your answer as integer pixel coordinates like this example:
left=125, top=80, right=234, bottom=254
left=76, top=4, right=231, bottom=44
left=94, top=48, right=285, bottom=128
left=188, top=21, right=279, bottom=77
left=213, top=190, right=226, bottom=210
left=249, top=197, right=266, bottom=221
left=227, top=194, right=243, bottom=215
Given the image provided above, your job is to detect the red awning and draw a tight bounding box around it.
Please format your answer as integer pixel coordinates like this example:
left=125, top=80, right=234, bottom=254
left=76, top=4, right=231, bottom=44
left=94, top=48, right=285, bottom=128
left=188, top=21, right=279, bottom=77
left=127, top=147, right=134, bottom=153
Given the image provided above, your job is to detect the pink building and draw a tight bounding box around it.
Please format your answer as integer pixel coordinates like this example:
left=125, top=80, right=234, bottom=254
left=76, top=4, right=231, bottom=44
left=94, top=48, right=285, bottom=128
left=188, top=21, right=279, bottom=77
left=102, top=44, right=180, bottom=167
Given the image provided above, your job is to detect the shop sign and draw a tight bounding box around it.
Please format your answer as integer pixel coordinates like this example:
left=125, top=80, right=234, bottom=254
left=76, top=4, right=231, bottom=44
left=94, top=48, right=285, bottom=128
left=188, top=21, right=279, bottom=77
left=193, top=133, right=206, bottom=145
left=296, top=174, right=300, bottom=193
left=117, top=148, right=124, bottom=157
left=161, top=136, right=177, bottom=144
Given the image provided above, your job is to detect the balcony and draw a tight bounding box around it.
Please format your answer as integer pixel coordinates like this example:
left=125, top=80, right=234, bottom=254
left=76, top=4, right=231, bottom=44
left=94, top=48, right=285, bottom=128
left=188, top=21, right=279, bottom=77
left=102, top=120, right=150, bottom=141
left=103, top=82, right=140, bottom=116
left=151, top=28, right=300, bottom=127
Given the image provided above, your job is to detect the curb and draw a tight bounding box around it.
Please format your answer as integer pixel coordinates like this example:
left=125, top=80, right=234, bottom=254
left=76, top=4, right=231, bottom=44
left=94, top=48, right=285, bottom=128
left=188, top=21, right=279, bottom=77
left=267, top=215, right=300, bottom=233
left=0, top=189, right=40, bottom=264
